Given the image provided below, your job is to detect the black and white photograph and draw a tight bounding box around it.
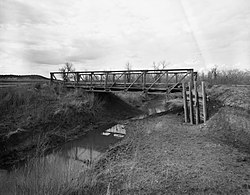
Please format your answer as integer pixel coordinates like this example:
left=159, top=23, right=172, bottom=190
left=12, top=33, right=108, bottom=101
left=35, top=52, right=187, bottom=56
left=0, top=0, right=250, bottom=194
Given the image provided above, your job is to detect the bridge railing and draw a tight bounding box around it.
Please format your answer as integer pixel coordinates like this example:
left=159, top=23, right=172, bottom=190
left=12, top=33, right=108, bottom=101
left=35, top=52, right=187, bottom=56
left=50, top=69, right=197, bottom=93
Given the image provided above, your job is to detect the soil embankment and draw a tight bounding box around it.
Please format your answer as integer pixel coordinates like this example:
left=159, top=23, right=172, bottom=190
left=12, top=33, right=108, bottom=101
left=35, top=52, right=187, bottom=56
left=90, top=115, right=250, bottom=194
left=205, top=85, right=250, bottom=153
left=70, top=85, right=250, bottom=194
left=0, top=84, right=141, bottom=169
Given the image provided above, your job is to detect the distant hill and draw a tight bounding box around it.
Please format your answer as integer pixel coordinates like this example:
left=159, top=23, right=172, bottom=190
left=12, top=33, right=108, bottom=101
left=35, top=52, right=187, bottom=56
left=0, top=75, right=49, bottom=80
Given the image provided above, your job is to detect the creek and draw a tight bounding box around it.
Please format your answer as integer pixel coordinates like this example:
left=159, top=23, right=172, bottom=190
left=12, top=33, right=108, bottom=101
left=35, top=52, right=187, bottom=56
left=0, top=97, right=170, bottom=194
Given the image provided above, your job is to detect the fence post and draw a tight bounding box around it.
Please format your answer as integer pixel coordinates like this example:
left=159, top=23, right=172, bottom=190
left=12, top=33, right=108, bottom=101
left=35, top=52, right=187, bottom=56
left=202, top=81, right=207, bottom=122
left=182, top=82, right=188, bottom=123
left=189, top=82, right=194, bottom=124
left=194, top=81, right=200, bottom=124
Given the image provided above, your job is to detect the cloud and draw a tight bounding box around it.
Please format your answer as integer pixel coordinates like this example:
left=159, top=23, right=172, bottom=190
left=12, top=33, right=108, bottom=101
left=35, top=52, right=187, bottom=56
left=0, top=0, right=49, bottom=25
left=0, top=0, right=249, bottom=76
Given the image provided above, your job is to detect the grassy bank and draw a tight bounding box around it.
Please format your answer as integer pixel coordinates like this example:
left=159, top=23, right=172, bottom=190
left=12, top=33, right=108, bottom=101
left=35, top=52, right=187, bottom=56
left=0, top=84, right=140, bottom=170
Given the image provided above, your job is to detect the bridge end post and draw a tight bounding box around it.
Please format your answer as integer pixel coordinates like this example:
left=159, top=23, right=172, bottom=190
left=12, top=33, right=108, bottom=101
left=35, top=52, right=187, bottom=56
left=50, top=73, right=54, bottom=85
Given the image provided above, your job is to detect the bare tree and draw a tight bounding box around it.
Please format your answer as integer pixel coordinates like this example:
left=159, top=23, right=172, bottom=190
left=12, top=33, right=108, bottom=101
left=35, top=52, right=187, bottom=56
left=125, top=62, right=132, bottom=70
left=59, top=62, right=75, bottom=72
left=125, top=62, right=132, bottom=83
left=153, top=60, right=170, bottom=70
left=153, top=60, right=170, bottom=82
left=59, top=62, right=75, bottom=81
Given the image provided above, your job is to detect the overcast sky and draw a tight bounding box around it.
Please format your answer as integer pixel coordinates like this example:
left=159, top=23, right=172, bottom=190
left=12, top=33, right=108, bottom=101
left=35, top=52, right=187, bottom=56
left=0, top=0, right=249, bottom=76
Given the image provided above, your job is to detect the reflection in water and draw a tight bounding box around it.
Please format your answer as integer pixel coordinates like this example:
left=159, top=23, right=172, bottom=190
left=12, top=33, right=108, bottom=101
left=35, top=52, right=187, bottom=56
left=102, top=124, right=126, bottom=138
left=148, top=107, right=166, bottom=115
left=52, top=124, right=127, bottom=167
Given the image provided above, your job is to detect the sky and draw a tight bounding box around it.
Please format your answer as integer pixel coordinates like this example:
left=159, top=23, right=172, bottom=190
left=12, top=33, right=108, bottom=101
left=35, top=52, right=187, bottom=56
left=0, top=0, right=249, bottom=77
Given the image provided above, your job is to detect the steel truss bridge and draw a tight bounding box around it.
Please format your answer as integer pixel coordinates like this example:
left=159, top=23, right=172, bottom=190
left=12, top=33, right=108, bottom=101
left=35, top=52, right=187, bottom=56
left=50, top=69, right=197, bottom=94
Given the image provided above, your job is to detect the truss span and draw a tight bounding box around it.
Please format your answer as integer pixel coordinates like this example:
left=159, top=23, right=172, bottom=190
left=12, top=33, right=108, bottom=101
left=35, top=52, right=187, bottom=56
left=50, top=69, right=197, bottom=94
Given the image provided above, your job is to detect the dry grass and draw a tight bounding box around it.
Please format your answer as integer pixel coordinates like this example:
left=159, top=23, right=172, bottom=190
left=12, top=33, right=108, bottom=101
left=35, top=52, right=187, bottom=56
left=0, top=153, right=91, bottom=195
left=207, top=85, right=250, bottom=110
left=56, top=89, right=105, bottom=117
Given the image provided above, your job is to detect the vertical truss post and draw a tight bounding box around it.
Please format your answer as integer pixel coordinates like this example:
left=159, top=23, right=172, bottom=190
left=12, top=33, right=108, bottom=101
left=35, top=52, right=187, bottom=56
left=124, top=73, right=127, bottom=88
left=90, top=72, right=93, bottom=89
left=166, top=71, right=169, bottom=93
left=100, top=74, right=103, bottom=85
left=143, top=71, right=147, bottom=92
left=105, top=72, right=109, bottom=90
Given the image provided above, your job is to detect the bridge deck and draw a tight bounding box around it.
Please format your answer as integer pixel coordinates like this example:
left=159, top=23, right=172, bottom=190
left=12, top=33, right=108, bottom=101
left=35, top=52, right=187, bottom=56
left=50, top=69, right=197, bottom=94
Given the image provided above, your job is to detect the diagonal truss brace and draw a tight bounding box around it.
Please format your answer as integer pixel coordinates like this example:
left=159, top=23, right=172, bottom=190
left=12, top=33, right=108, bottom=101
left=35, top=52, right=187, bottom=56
left=124, top=72, right=143, bottom=91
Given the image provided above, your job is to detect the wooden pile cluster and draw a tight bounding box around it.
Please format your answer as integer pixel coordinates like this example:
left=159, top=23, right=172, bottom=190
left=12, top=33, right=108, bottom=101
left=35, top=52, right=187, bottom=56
left=182, top=81, right=208, bottom=124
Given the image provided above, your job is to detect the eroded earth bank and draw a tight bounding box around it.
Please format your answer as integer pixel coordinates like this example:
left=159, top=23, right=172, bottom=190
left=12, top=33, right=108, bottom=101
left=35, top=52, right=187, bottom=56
left=1, top=84, right=250, bottom=194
